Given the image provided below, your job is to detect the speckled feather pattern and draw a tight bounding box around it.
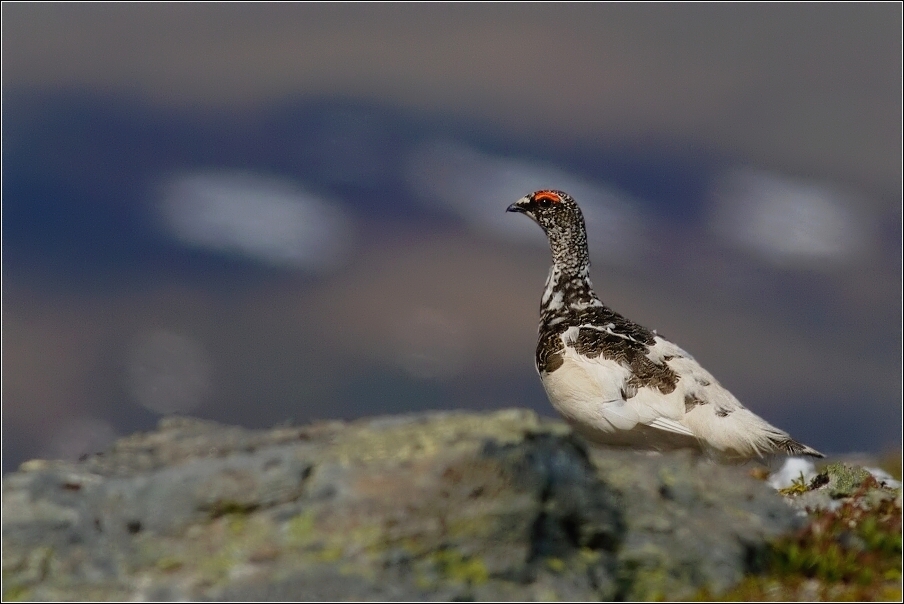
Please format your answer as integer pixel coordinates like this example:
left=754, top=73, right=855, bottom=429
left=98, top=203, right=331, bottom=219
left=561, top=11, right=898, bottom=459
left=507, top=190, right=823, bottom=461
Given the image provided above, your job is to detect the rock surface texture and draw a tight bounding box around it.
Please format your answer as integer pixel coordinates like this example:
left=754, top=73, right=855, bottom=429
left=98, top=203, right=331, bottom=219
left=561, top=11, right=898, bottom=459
left=3, top=410, right=804, bottom=601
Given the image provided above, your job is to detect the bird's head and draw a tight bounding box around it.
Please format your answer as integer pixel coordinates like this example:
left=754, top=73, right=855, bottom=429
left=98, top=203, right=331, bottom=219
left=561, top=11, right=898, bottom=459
left=507, top=189, right=590, bottom=272
left=506, top=189, right=584, bottom=235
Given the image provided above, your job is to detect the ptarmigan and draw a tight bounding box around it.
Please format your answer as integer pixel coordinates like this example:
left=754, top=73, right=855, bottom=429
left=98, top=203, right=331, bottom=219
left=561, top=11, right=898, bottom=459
left=507, top=189, right=823, bottom=461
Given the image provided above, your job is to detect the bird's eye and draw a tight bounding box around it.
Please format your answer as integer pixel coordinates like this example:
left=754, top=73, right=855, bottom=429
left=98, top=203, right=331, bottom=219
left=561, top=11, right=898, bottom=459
left=534, top=191, right=561, bottom=208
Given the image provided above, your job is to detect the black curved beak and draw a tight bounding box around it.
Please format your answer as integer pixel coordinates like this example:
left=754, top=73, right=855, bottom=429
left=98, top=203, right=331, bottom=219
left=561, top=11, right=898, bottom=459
left=506, top=203, right=524, bottom=213
left=506, top=198, right=529, bottom=213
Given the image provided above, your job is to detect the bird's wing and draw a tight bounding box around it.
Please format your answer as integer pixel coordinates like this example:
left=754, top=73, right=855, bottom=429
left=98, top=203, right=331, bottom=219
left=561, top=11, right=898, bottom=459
left=559, top=325, right=691, bottom=433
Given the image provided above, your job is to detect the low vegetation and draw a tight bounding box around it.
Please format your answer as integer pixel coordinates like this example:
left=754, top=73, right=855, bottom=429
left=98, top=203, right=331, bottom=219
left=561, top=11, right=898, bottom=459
left=710, top=459, right=902, bottom=601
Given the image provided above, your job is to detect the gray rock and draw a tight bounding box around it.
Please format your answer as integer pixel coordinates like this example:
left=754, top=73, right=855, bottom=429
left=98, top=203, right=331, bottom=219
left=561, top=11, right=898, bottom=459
left=2, top=409, right=801, bottom=601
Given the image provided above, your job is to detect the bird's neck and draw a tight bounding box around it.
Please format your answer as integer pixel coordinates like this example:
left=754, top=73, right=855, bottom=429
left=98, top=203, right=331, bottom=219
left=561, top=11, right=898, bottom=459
left=540, top=253, right=601, bottom=317
left=538, top=218, right=601, bottom=317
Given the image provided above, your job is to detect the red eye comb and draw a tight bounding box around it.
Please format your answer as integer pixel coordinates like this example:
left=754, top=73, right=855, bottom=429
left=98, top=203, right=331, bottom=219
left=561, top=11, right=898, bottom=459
left=534, top=191, right=561, bottom=204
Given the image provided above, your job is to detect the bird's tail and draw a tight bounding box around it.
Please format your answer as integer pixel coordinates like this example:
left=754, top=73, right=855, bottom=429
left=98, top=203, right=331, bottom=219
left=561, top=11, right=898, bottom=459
left=772, top=436, right=824, bottom=458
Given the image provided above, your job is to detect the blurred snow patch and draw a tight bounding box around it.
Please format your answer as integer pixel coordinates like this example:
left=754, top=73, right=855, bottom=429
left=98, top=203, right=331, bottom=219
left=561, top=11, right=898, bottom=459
left=406, top=140, right=647, bottom=265
left=865, top=467, right=902, bottom=489
left=160, top=171, right=352, bottom=270
left=768, top=456, right=818, bottom=490
left=709, top=169, right=873, bottom=269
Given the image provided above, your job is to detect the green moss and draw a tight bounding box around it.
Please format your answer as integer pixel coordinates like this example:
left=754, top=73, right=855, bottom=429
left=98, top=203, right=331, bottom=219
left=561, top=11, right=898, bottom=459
left=546, top=557, right=566, bottom=573
left=620, top=563, right=674, bottom=602
left=154, top=556, right=184, bottom=572
left=285, top=511, right=317, bottom=545
left=579, top=547, right=602, bottom=562
left=226, top=514, right=248, bottom=534
left=205, top=500, right=260, bottom=519
left=196, top=551, right=235, bottom=582
left=2, top=545, right=54, bottom=593
left=316, top=546, right=344, bottom=563
left=425, top=549, right=489, bottom=586
left=445, top=513, right=503, bottom=543
left=2, top=584, right=31, bottom=601
left=283, top=509, right=390, bottom=566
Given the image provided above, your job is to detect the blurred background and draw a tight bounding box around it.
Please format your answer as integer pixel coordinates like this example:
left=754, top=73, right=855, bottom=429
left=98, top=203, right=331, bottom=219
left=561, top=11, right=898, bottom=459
left=2, top=4, right=901, bottom=472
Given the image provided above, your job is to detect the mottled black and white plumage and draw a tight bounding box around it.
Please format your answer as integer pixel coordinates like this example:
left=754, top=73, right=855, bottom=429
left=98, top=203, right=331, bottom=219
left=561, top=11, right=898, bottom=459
left=507, top=189, right=823, bottom=461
